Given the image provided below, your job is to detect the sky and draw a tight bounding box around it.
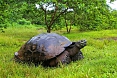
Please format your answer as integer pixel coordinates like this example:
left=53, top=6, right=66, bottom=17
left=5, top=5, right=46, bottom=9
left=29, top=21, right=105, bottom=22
left=107, top=0, right=117, bottom=10
left=36, top=0, right=117, bottom=10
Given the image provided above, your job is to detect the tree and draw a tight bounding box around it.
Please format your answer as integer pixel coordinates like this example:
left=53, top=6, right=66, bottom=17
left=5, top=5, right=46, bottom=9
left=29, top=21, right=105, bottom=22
left=0, top=0, right=117, bottom=33
left=63, top=11, right=75, bottom=33
left=35, top=0, right=82, bottom=33
left=36, top=2, right=66, bottom=33
left=0, top=0, right=10, bottom=32
left=73, top=0, right=117, bottom=31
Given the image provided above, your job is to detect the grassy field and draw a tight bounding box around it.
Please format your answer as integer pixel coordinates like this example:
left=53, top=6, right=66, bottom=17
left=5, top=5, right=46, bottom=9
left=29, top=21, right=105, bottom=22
left=0, top=26, right=117, bottom=78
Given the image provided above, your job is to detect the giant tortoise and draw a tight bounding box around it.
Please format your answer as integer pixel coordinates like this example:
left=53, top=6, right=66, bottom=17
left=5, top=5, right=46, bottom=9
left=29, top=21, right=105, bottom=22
left=14, top=33, right=86, bottom=67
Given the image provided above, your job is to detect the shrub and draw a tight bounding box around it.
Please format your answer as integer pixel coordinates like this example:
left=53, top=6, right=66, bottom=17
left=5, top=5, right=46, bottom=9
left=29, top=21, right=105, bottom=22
left=18, top=18, right=31, bottom=25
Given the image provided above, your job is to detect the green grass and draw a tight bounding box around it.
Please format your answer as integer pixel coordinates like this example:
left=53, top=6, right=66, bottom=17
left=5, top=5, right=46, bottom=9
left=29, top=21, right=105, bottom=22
left=0, top=27, right=117, bottom=78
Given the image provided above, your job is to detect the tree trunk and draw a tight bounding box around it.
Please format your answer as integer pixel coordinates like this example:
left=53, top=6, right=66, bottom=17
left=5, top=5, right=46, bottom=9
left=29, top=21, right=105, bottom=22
left=64, top=13, right=72, bottom=33
left=41, top=5, right=68, bottom=33
left=47, top=26, right=51, bottom=33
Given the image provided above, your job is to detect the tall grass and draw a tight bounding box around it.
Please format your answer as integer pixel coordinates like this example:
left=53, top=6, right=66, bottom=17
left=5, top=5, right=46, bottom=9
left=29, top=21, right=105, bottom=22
left=0, top=27, right=117, bottom=78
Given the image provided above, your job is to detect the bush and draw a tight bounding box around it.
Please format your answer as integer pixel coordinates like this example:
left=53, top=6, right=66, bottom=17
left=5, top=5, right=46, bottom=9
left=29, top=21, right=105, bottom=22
left=0, top=23, right=8, bottom=33
left=18, top=18, right=31, bottom=25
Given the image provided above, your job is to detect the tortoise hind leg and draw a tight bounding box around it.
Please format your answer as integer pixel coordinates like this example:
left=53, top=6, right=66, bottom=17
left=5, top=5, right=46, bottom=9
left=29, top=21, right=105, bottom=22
left=71, top=51, right=84, bottom=61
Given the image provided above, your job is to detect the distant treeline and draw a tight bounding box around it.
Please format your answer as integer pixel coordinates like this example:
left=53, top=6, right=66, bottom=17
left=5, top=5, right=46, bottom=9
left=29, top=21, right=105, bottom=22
left=0, top=0, right=117, bottom=32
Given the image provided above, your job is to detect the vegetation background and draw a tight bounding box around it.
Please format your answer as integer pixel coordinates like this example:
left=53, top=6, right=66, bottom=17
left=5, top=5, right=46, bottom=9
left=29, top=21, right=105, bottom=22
left=1, top=0, right=117, bottom=33
left=0, top=0, right=117, bottom=78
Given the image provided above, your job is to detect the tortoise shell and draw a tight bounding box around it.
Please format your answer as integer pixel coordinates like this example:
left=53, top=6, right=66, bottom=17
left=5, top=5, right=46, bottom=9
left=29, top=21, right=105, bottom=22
left=15, top=33, right=72, bottom=63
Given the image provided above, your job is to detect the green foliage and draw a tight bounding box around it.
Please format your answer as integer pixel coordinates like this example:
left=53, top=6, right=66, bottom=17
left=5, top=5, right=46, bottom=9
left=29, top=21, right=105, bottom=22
left=0, top=0, right=117, bottom=32
left=18, top=19, right=31, bottom=25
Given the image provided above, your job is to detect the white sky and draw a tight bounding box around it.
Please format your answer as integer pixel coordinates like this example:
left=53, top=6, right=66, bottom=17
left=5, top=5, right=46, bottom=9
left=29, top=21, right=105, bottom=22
left=35, top=3, right=55, bottom=11
left=107, top=0, right=117, bottom=10
left=36, top=1, right=117, bottom=10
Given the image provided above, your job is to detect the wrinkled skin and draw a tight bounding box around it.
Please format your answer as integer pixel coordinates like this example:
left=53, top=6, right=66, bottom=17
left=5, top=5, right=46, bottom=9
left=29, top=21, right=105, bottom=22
left=71, top=51, right=84, bottom=61
left=42, top=51, right=71, bottom=67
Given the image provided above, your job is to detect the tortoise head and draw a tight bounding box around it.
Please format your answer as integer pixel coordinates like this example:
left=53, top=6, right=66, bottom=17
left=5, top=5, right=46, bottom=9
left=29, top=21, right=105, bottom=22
left=75, top=40, right=87, bottom=49
left=14, top=52, right=23, bottom=62
left=14, top=44, right=27, bottom=62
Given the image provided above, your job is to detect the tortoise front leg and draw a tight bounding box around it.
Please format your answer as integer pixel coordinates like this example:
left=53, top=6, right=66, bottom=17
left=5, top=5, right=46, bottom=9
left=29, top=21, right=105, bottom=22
left=71, top=51, right=84, bottom=61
